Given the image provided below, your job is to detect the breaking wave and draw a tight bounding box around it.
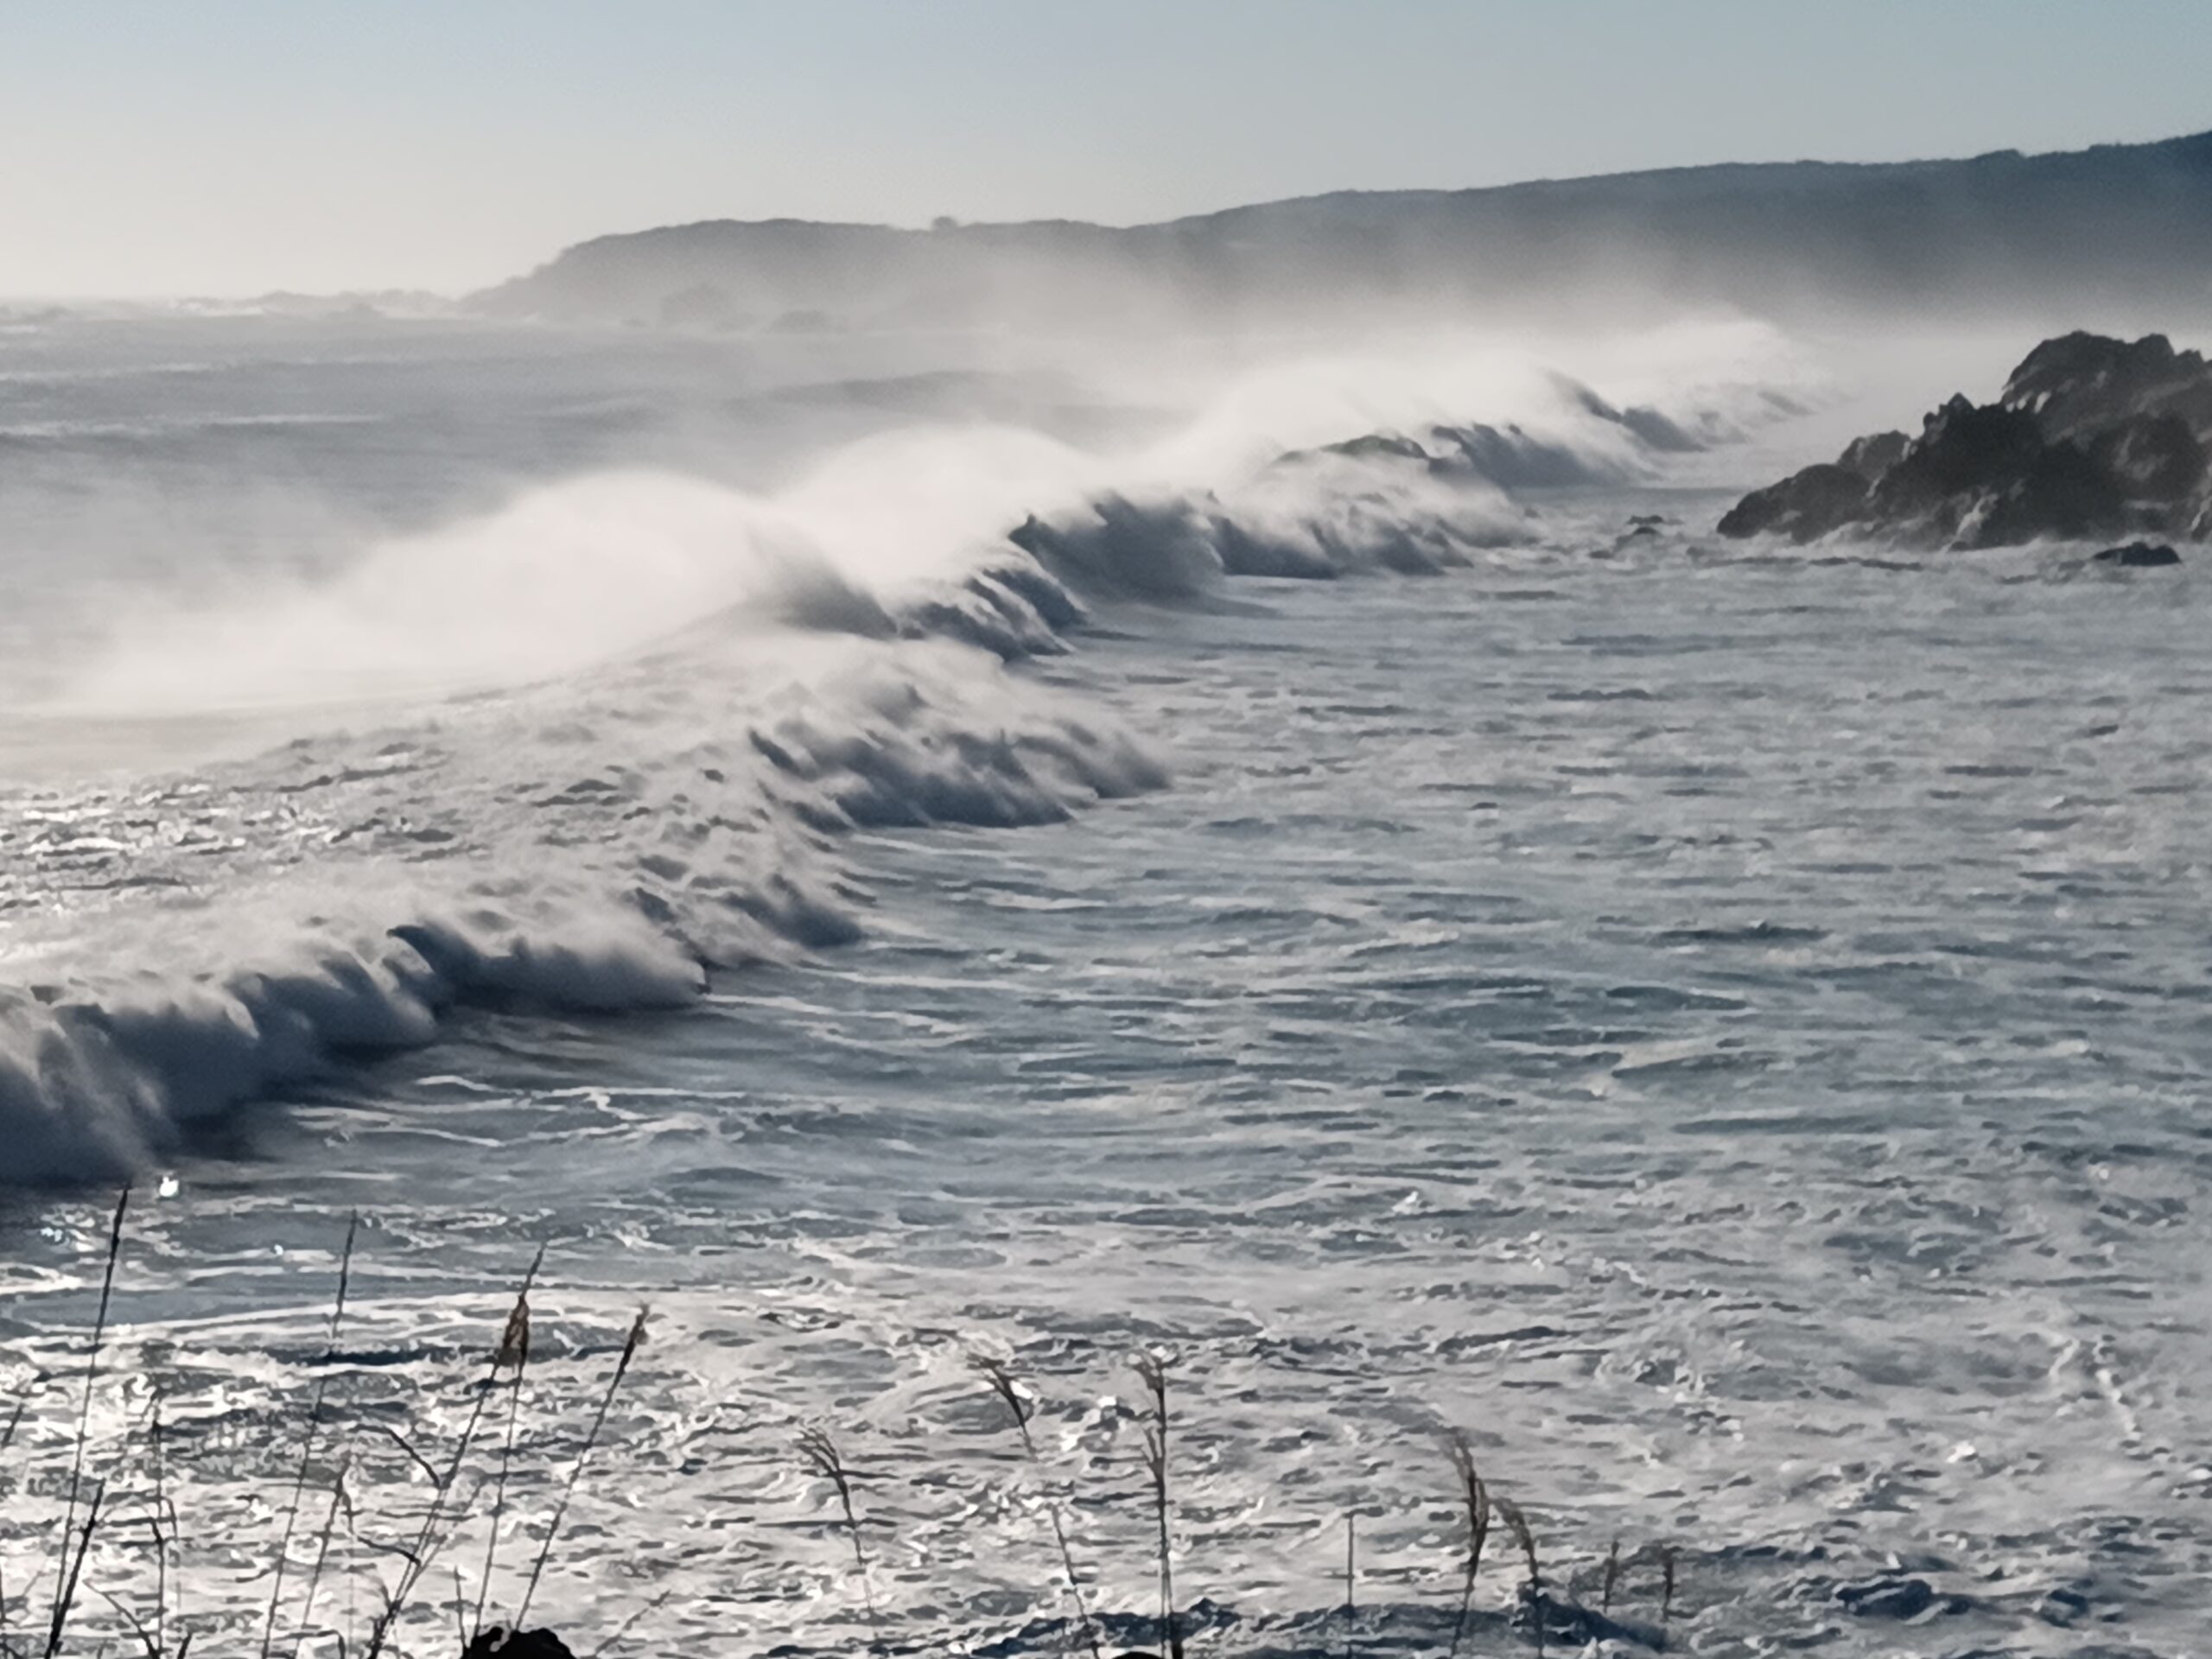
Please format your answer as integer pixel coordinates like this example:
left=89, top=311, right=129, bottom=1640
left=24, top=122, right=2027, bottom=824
left=0, top=331, right=1799, bottom=1185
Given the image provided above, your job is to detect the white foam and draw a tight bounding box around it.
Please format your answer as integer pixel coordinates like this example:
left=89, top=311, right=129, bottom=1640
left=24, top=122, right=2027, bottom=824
left=0, top=327, right=1802, bottom=1185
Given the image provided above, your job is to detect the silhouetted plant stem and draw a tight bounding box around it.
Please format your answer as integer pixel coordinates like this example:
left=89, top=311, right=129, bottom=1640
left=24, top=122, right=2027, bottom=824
left=1343, top=1510, right=1356, bottom=1659
left=260, top=1213, right=357, bottom=1659
left=471, top=1281, right=534, bottom=1641
left=1133, top=1352, right=1179, bottom=1659
left=512, top=1306, right=649, bottom=1637
left=795, top=1426, right=880, bottom=1647
left=364, top=1243, right=543, bottom=1659
left=1497, top=1498, right=1542, bottom=1659
left=976, top=1357, right=1100, bottom=1659
left=48, top=1187, right=128, bottom=1656
left=1443, top=1432, right=1491, bottom=1659
left=43, top=1479, right=105, bottom=1659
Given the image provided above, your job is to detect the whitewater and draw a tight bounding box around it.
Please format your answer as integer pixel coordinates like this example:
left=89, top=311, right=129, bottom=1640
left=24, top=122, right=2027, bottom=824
left=3, top=311, right=2209, bottom=1658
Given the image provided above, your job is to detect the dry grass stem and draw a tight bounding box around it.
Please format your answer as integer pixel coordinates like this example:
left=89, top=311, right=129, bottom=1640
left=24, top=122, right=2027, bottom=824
left=47, top=1187, right=128, bottom=1656
left=796, top=1426, right=880, bottom=1645
left=975, top=1356, right=1100, bottom=1659
left=1495, top=1498, right=1542, bottom=1659
left=148, top=1391, right=169, bottom=1658
left=584, top=1587, right=673, bottom=1659
left=472, top=1284, right=534, bottom=1641
left=260, top=1213, right=358, bottom=1659
left=511, top=1305, right=648, bottom=1637
left=1342, top=1510, right=1356, bottom=1659
left=364, top=1242, right=544, bottom=1659
left=1443, top=1431, right=1490, bottom=1659
left=42, top=1478, right=106, bottom=1659
left=285, top=1464, right=352, bottom=1659
left=1132, top=1352, right=1180, bottom=1659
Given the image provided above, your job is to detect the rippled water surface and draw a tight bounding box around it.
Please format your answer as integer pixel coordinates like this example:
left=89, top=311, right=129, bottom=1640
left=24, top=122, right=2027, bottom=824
left=4, top=319, right=2210, bottom=1659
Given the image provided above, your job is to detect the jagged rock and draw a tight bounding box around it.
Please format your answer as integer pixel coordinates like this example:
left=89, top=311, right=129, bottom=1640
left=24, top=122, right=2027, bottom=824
left=2001, top=331, right=2212, bottom=442
left=1716, top=462, right=1872, bottom=541
left=1719, top=332, right=2212, bottom=549
left=2094, top=540, right=2182, bottom=566
left=2087, top=413, right=2207, bottom=501
left=1837, top=430, right=1910, bottom=478
left=1867, top=395, right=2125, bottom=546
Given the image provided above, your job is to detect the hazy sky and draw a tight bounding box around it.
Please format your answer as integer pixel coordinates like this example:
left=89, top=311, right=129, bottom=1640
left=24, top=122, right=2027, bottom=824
left=5, top=0, right=2209, bottom=298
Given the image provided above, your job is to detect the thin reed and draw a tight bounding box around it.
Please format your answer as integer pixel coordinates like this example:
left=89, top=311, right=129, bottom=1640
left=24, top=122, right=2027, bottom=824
left=976, top=1356, right=1100, bottom=1659
left=1132, top=1351, right=1180, bottom=1659
left=510, top=1305, right=649, bottom=1637
left=1442, top=1430, right=1490, bottom=1659
left=1341, top=1510, right=1356, bottom=1659
left=258, top=1213, right=357, bottom=1659
left=46, top=1188, right=128, bottom=1658
left=470, top=1281, right=534, bottom=1643
left=1496, top=1497, right=1543, bottom=1659
left=362, top=1243, right=546, bottom=1659
left=795, top=1426, right=880, bottom=1646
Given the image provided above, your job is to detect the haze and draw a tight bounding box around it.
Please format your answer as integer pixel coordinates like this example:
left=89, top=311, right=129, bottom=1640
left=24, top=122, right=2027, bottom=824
left=6, top=0, right=2212, bottom=300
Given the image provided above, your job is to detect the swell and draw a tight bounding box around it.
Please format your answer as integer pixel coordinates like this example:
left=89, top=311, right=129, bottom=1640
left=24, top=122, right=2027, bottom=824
left=0, top=354, right=1769, bottom=1187
left=0, top=630, right=1164, bottom=1185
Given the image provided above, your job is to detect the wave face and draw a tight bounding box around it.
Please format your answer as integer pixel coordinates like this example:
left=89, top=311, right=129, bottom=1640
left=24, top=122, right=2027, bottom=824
left=0, top=318, right=1794, bottom=1186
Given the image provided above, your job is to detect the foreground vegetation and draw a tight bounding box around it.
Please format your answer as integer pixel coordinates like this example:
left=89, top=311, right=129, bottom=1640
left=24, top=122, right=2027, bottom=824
left=0, top=1189, right=1681, bottom=1657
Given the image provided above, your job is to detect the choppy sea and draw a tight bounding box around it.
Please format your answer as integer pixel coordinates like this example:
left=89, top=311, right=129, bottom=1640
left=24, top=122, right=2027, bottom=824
left=3, top=313, right=2207, bottom=1657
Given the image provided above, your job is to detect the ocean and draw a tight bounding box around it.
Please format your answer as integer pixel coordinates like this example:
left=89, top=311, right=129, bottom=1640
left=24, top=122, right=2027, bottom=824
left=2, top=311, right=2207, bottom=1657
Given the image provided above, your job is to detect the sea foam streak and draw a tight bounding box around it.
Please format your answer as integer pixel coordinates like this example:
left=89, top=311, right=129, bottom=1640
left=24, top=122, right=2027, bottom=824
left=0, top=329, right=1800, bottom=1185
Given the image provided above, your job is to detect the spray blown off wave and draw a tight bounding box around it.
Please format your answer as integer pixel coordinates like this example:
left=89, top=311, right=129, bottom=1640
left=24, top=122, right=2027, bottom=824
left=0, top=634, right=1164, bottom=1182
left=0, top=332, right=1799, bottom=1185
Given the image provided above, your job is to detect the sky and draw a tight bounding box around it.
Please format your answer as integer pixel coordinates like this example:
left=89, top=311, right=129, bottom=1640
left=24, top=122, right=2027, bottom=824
left=3, top=0, right=2209, bottom=299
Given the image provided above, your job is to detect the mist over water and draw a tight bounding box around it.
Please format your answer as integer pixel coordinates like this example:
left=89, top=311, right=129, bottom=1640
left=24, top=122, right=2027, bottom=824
left=4, top=300, right=2210, bottom=1658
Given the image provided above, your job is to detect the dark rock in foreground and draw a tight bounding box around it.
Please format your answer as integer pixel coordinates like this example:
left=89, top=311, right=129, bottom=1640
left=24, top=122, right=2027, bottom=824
left=1719, top=332, right=2212, bottom=550
left=461, top=1629, right=575, bottom=1659
left=2094, top=540, right=2183, bottom=567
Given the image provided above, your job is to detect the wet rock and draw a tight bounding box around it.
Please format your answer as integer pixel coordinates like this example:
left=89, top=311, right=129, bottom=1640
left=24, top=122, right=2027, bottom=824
left=1837, top=429, right=1910, bottom=479
left=1719, top=332, right=2212, bottom=550
left=1870, top=395, right=2124, bottom=546
left=2094, top=540, right=2182, bottom=566
left=1716, top=462, right=1872, bottom=542
left=2087, top=413, right=2207, bottom=502
left=2002, top=331, right=2212, bottom=444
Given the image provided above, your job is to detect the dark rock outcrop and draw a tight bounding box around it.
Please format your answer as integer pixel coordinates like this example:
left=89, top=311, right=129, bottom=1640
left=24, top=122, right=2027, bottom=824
left=1715, top=463, right=1875, bottom=542
left=1720, top=332, right=2212, bottom=549
left=1837, top=430, right=1910, bottom=479
left=461, top=1629, right=575, bottom=1659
